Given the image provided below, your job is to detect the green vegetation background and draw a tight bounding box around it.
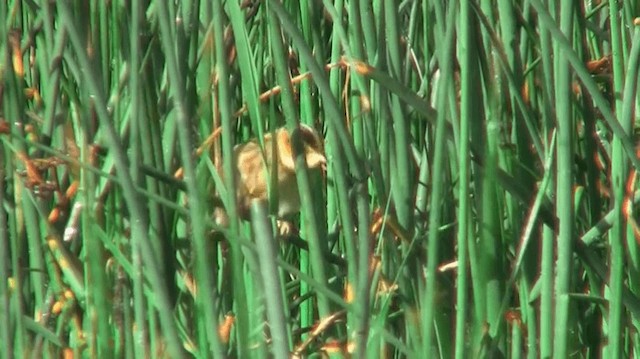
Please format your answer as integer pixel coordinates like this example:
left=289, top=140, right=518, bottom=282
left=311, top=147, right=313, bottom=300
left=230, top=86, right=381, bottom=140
left=1, top=1, right=640, bottom=358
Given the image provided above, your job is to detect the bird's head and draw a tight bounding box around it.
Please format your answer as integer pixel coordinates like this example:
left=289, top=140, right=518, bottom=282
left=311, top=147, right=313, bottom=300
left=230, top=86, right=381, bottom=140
left=276, top=124, right=326, bottom=172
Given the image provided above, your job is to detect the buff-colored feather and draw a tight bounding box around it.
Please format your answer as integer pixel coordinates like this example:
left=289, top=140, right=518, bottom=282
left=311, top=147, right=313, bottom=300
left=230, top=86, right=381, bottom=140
left=232, top=124, right=326, bottom=218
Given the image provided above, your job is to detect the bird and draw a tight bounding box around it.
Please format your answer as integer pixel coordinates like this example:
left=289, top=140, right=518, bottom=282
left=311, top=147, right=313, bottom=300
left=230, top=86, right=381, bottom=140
left=231, top=124, right=326, bottom=219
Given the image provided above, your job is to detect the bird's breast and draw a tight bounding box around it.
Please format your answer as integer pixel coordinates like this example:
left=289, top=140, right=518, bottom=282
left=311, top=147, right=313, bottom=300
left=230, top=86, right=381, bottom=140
left=275, top=173, right=301, bottom=217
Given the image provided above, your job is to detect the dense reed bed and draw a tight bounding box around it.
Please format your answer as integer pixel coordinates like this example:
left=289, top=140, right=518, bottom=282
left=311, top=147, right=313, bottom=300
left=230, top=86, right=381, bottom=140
left=1, top=1, right=640, bottom=358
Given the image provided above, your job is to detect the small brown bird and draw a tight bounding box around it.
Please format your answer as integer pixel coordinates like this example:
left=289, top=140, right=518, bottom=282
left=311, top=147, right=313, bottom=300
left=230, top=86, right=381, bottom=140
left=232, top=124, right=326, bottom=218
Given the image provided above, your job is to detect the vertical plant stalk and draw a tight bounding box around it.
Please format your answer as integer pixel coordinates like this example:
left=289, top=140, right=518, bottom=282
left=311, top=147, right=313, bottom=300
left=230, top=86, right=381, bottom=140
left=321, top=0, right=355, bottom=303
left=74, top=6, right=113, bottom=350
left=226, top=0, right=264, bottom=137
left=35, top=0, right=64, bottom=147
left=345, top=0, right=376, bottom=353
left=422, top=2, right=457, bottom=352
left=128, top=1, right=149, bottom=357
left=552, top=0, right=575, bottom=357
left=210, top=0, right=248, bottom=355
left=251, top=200, right=291, bottom=357
left=537, top=2, right=557, bottom=357
left=607, top=0, right=632, bottom=356
left=455, top=0, right=472, bottom=356
left=297, top=1, right=316, bottom=340
left=266, top=2, right=332, bottom=318
left=0, top=153, right=12, bottom=358
left=321, top=3, right=360, bottom=333
left=355, top=182, right=372, bottom=355
left=383, top=0, right=414, bottom=233
left=622, top=26, right=640, bottom=341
